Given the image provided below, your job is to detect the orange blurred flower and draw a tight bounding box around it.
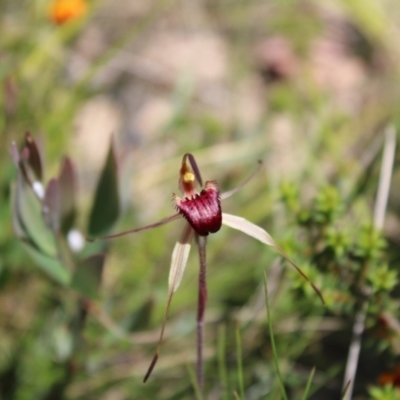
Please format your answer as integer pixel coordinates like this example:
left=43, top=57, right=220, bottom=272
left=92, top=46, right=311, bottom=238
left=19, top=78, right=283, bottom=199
left=378, top=365, right=400, bottom=386
left=49, top=0, right=87, bottom=25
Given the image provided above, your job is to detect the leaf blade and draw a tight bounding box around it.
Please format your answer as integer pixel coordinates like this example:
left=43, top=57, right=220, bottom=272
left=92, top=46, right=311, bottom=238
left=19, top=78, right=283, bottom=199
left=21, top=242, right=71, bottom=285
left=59, top=157, right=77, bottom=233
left=71, top=254, right=105, bottom=300
left=88, top=141, right=120, bottom=237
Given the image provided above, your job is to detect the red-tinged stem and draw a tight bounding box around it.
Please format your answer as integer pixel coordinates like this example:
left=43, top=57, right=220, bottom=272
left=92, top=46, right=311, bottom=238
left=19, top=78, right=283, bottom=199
left=143, top=354, right=158, bottom=383
left=195, top=234, right=207, bottom=392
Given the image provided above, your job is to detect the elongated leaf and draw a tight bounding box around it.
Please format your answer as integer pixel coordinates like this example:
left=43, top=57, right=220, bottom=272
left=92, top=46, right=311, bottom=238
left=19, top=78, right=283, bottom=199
left=59, top=157, right=77, bottom=233
left=88, top=141, right=120, bottom=237
left=43, top=178, right=61, bottom=232
left=21, top=242, right=71, bottom=285
left=301, top=367, right=316, bottom=400
left=222, top=213, right=324, bottom=304
left=15, top=172, right=57, bottom=257
left=15, top=132, right=43, bottom=187
left=11, top=182, right=26, bottom=239
left=23, top=132, right=43, bottom=181
left=71, top=254, right=105, bottom=300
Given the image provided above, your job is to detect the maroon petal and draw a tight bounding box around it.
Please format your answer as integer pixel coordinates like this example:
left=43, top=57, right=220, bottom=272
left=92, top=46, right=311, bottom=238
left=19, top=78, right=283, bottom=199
left=175, top=181, right=222, bottom=236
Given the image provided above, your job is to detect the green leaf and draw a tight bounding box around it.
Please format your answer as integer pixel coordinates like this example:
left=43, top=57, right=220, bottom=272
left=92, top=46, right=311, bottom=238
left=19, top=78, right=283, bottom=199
left=235, top=322, right=245, bottom=400
left=21, top=242, right=71, bottom=285
left=22, top=132, right=43, bottom=182
left=87, top=141, right=120, bottom=237
left=15, top=172, right=57, bottom=257
left=43, top=178, right=61, bottom=232
left=301, top=367, right=316, bottom=400
left=59, top=157, right=77, bottom=234
left=71, top=254, right=105, bottom=300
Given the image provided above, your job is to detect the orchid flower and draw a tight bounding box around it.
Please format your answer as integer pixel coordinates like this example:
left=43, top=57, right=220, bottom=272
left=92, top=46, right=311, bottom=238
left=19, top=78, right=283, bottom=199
left=89, top=153, right=324, bottom=389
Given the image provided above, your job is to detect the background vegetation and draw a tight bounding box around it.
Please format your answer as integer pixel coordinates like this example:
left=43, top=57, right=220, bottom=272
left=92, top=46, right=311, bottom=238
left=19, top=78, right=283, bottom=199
left=1, top=0, right=400, bottom=399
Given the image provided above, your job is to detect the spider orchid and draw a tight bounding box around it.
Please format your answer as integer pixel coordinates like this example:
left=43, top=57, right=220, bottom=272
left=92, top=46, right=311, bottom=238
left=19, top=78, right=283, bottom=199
left=88, top=153, right=324, bottom=389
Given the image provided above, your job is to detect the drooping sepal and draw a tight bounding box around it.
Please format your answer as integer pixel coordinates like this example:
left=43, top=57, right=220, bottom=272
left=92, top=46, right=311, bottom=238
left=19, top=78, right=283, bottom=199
left=175, top=181, right=222, bottom=236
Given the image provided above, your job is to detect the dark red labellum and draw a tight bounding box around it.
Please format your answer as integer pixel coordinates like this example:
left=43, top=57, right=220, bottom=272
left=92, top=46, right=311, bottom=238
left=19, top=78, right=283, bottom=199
left=176, top=182, right=222, bottom=236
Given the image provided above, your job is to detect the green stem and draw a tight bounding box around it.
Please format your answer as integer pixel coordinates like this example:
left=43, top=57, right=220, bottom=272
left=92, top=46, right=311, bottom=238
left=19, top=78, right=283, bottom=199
left=235, top=321, right=245, bottom=400
left=263, top=272, right=288, bottom=400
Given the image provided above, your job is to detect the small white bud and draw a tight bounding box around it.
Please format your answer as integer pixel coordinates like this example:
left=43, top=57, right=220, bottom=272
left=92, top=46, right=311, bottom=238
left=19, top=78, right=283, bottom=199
left=32, top=181, right=45, bottom=199
left=67, top=229, right=85, bottom=252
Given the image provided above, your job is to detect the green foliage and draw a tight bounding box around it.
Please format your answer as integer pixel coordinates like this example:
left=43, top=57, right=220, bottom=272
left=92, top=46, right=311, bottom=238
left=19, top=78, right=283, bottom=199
left=12, top=133, right=119, bottom=295
left=369, top=384, right=400, bottom=400
left=280, top=183, right=396, bottom=314
left=87, top=142, right=120, bottom=237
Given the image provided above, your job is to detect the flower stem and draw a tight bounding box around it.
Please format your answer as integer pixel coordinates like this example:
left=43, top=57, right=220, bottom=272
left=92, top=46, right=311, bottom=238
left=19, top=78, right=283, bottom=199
left=195, top=234, right=207, bottom=392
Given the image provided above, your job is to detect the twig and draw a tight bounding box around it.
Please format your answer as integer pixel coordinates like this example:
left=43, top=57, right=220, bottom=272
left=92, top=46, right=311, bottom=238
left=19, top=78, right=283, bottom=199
left=342, top=125, right=396, bottom=400
left=374, top=126, right=397, bottom=230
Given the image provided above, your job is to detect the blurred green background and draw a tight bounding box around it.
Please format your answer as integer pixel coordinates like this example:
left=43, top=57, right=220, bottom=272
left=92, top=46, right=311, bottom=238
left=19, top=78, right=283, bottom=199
left=2, top=0, right=400, bottom=399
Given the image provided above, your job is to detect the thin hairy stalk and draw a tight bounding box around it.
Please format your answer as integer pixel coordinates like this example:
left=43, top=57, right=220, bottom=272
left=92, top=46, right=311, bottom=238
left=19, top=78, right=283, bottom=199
left=342, top=126, right=396, bottom=400
left=86, top=212, right=180, bottom=242
left=195, top=234, right=207, bottom=392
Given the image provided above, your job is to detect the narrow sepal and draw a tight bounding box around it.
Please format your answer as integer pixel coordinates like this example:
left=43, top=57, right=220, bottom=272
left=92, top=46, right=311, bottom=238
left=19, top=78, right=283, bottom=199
left=222, top=213, right=324, bottom=304
left=144, top=223, right=194, bottom=382
left=86, top=213, right=181, bottom=242
left=169, top=223, right=194, bottom=292
left=221, top=160, right=262, bottom=200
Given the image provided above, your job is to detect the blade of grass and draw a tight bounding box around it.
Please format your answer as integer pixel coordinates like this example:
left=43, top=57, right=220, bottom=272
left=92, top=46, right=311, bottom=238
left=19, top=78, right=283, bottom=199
left=233, top=391, right=241, bottom=400
left=341, top=380, right=351, bottom=400
left=218, top=324, right=229, bottom=400
left=235, top=321, right=245, bottom=400
left=263, top=272, right=288, bottom=400
left=300, top=366, right=316, bottom=400
left=186, top=364, right=204, bottom=400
